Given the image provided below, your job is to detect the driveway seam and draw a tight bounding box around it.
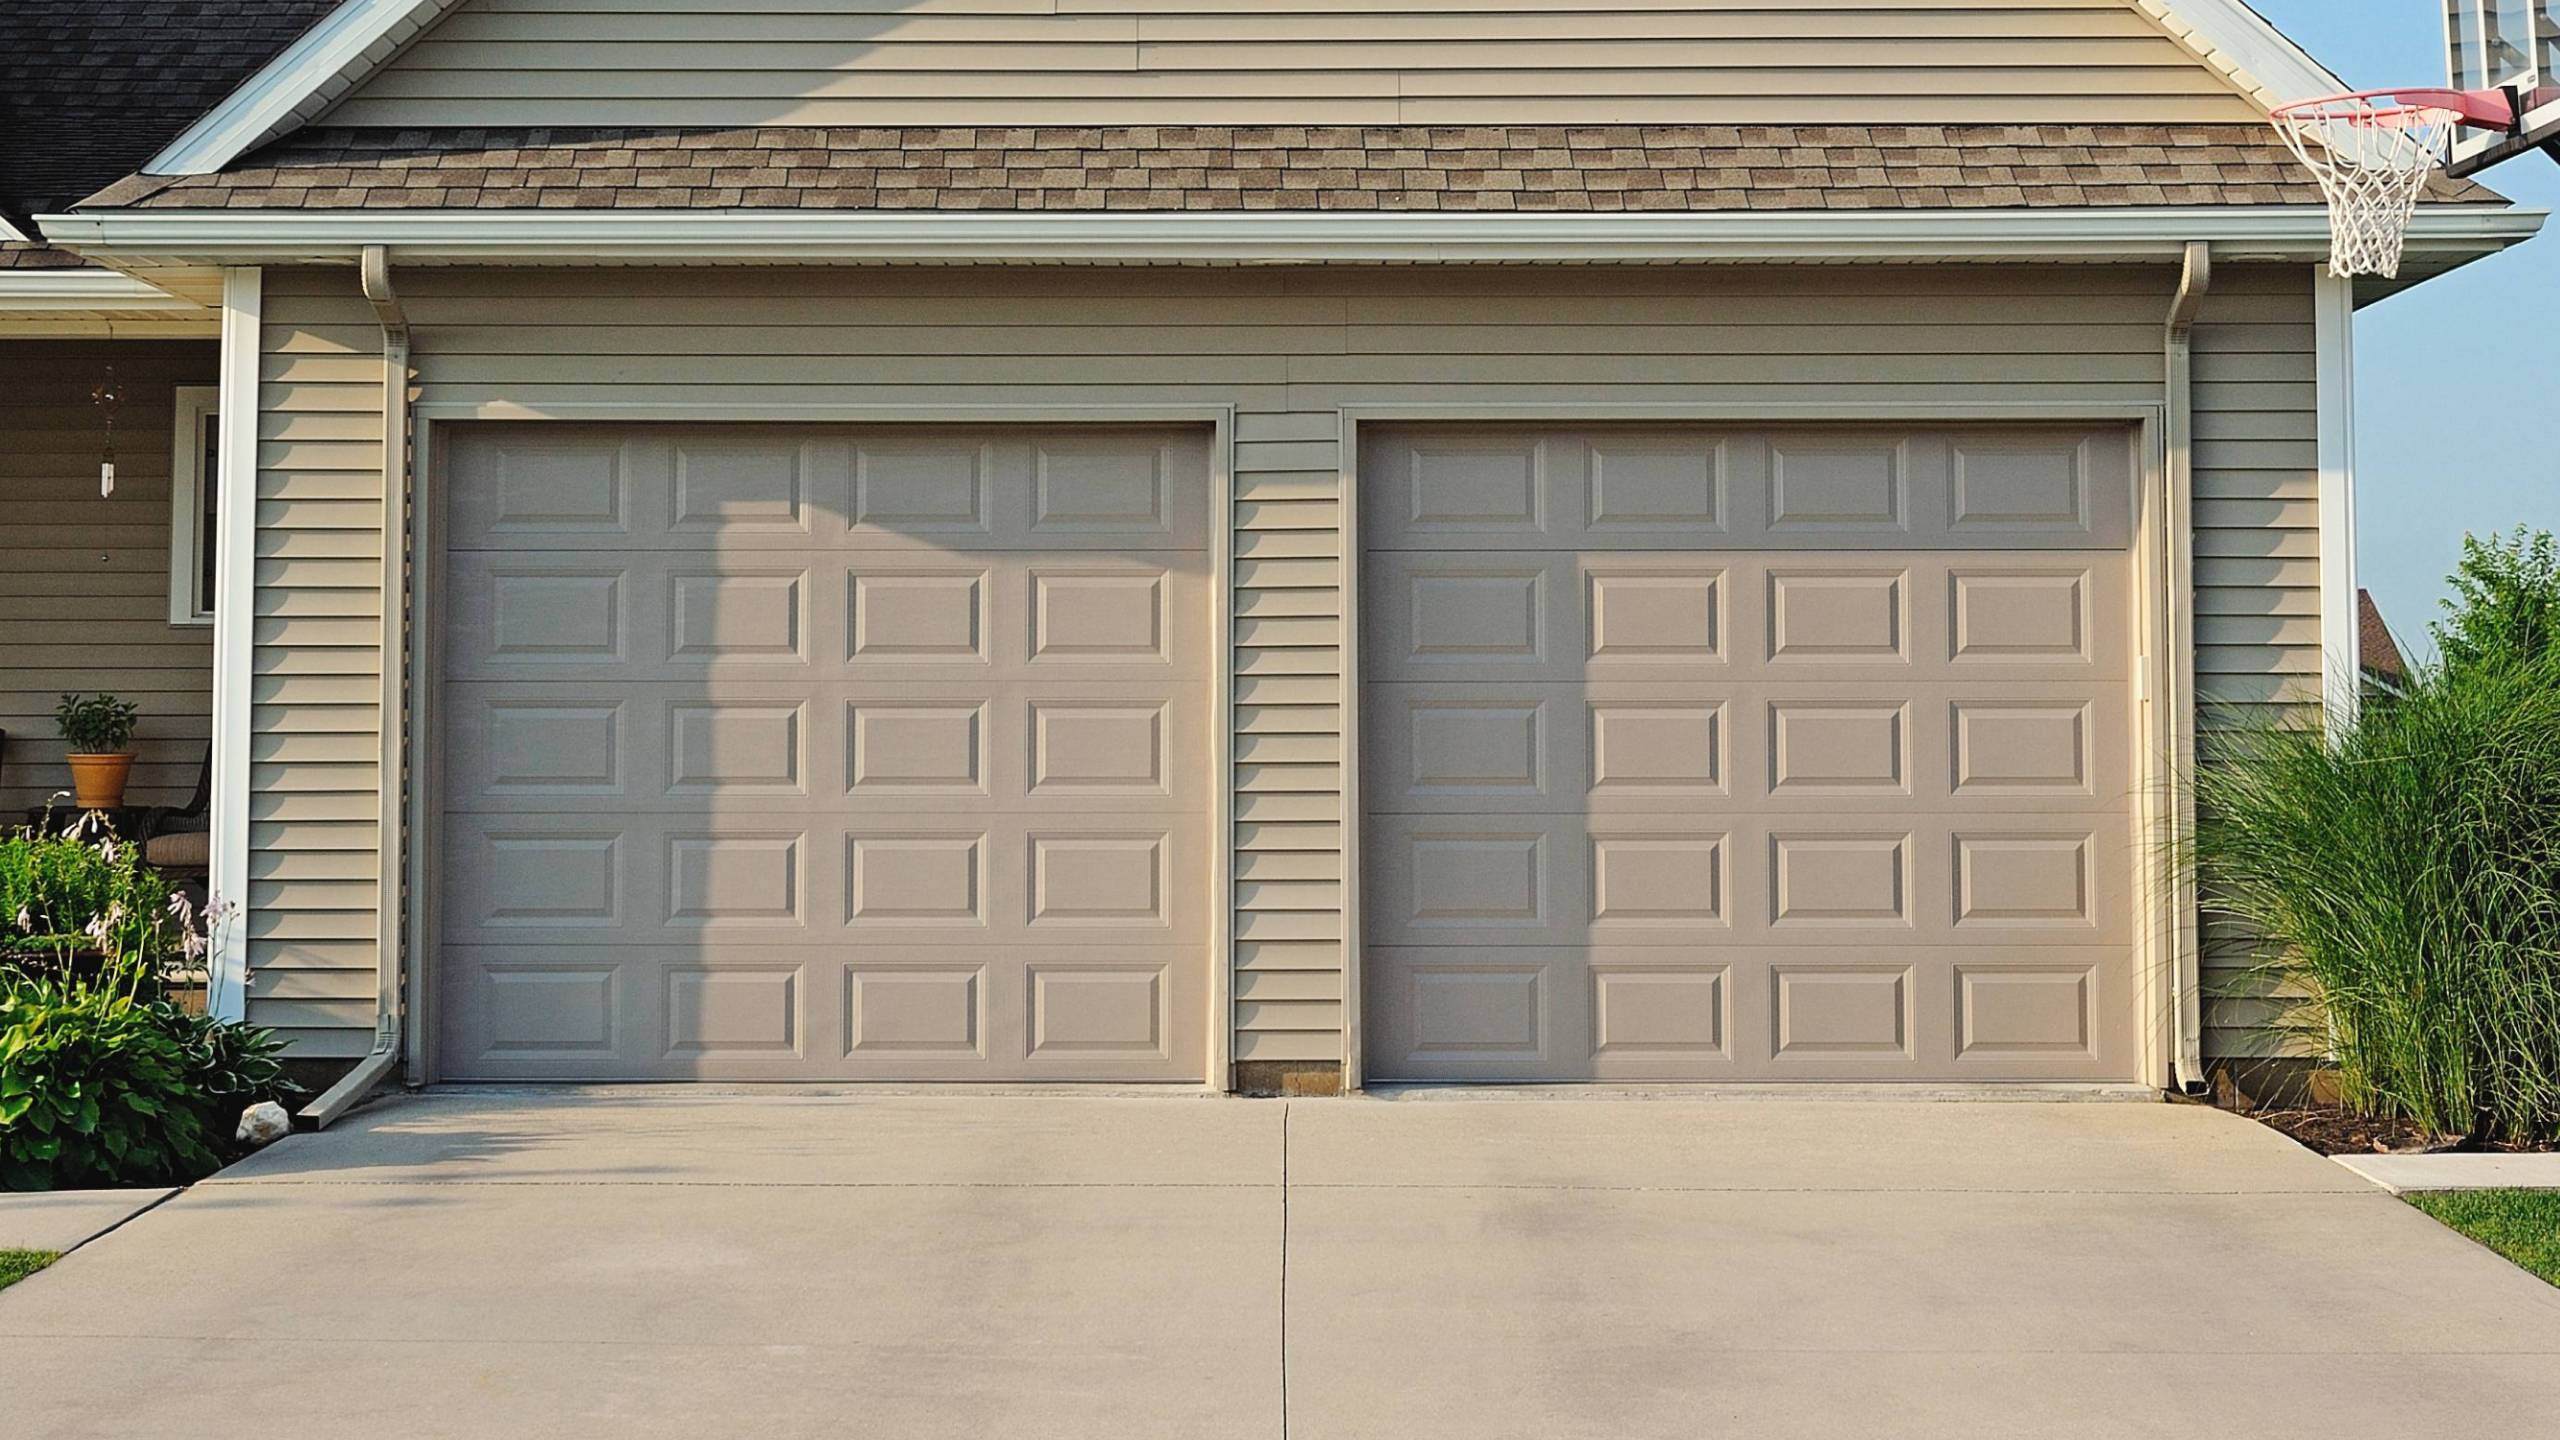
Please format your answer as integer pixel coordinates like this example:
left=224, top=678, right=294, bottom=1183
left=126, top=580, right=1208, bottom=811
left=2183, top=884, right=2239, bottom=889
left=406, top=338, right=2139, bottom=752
left=1281, top=1099, right=1292, bottom=1440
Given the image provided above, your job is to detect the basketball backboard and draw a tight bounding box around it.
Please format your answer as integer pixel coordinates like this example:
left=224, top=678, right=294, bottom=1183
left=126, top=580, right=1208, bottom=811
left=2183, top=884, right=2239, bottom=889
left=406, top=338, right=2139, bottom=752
left=2446, top=0, right=2560, bottom=174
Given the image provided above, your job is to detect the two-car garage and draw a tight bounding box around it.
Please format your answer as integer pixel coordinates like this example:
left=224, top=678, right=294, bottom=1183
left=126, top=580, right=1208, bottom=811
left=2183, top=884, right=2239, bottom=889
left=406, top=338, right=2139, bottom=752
left=423, top=416, right=2141, bottom=1087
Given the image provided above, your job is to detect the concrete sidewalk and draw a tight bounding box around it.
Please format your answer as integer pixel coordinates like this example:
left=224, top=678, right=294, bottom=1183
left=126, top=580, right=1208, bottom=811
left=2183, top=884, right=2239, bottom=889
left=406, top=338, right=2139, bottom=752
left=5, top=1090, right=2559, bottom=1439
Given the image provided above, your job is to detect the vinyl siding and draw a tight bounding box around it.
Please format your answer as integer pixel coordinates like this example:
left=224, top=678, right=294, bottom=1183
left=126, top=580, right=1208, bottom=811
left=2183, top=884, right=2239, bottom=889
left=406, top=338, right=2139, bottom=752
left=0, top=341, right=217, bottom=818
left=244, top=261, right=2321, bottom=1071
left=325, top=0, right=2265, bottom=128
left=250, top=271, right=389, bottom=1059
left=2189, top=262, right=2325, bottom=1061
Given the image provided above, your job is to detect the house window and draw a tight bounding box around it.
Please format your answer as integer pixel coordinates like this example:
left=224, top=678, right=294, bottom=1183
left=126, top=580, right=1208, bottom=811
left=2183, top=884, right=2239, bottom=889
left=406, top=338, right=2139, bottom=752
left=168, top=385, right=219, bottom=625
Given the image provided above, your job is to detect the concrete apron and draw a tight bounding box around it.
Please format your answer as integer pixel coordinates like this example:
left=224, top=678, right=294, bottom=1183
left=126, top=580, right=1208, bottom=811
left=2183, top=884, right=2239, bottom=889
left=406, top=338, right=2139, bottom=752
left=4, top=1090, right=2560, bottom=1440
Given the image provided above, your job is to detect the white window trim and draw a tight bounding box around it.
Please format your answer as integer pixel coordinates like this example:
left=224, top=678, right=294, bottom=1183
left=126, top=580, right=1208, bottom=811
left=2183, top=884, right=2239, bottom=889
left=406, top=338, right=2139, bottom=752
left=167, top=384, right=220, bottom=626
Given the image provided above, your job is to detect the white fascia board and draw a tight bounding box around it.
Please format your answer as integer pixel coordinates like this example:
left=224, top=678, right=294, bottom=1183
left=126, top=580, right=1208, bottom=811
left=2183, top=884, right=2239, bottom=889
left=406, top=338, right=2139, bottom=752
left=31, top=206, right=2547, bottom=267
left=0, top=269, right=197, bottom=313
left=144, top=0, right=463, bottom=177
left=2143, top=0, right=2348, bottom=108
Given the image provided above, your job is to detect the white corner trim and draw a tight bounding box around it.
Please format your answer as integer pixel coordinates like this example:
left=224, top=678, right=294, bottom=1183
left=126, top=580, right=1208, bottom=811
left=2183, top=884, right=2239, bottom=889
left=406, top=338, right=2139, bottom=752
left=28, top=206, right=2549, bottom=267
left=0, top=269, right=197, bottom=314
left=2314, top=269, right=2360, bottom=735
left=0, top=214, right=28, bottom=243
left=2145, top=0, right=2348, bottom=108
left=144, top=0, right=464, bottom=177
left=206, top=268, right=262, bottom=1024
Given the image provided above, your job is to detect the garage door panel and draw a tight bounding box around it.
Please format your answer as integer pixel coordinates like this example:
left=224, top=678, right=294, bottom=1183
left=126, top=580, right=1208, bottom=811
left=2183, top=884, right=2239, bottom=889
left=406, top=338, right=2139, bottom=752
left=448, top=551, right=1209, bottom=683
left=436, top=422, right=1211, bottom=1083
left=1365, top=680, right=2131, bottom=816
left=445, top=801, right=1208, bottom=950
left=1363, top=425, right=2133, bottom=552
left=1363, top=941, right=2128, bottom=1083
left=445, top=681, right=1205, bottom=816
left=448, top=424, right=1210, bottom=553
left=1364, top=421, right=2139, bottom=1083
left=437, top=943, right=1207, bottom=1083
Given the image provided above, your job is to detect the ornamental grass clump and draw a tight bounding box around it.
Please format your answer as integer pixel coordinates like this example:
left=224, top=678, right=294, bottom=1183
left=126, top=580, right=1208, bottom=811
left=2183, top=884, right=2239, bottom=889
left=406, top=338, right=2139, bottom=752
left=2191, top=530, right=2560, bottom=1144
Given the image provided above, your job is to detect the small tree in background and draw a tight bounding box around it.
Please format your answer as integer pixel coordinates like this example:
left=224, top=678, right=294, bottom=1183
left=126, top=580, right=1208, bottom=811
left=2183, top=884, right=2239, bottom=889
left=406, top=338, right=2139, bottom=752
left=2437, top=527, right=2560, bottom=674
left=2191, top=529, right=2560, bottom=1144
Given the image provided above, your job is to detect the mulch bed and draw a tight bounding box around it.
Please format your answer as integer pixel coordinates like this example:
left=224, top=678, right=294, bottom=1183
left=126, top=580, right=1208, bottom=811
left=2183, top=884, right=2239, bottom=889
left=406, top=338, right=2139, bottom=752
left=2243, top=1106, right=2560, bottom=1156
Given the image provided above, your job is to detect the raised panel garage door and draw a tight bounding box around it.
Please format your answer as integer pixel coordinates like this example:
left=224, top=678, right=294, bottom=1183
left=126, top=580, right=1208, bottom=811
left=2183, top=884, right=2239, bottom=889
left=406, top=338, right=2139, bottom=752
left=436, top=424, right=1211, bottom=1081
left=1361, top=424, right=2139, bottom=1082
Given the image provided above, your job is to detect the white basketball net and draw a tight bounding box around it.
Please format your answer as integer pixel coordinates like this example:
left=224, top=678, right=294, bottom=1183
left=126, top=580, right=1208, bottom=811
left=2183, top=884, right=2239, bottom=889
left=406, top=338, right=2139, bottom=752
left=2273, top=95, right=2457, bottom=280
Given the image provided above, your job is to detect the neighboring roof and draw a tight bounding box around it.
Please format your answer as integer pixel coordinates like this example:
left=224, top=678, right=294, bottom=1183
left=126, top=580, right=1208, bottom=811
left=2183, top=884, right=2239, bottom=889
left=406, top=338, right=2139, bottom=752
left=0, top=242, right=97, bottom=270
left=87, top=124, right=2504, bottom=215
left=2359, top=589, right=2410, bottom=685
left=0, top=0, right=343, bottom=226
left=137, top=1, right=2347, bottom=181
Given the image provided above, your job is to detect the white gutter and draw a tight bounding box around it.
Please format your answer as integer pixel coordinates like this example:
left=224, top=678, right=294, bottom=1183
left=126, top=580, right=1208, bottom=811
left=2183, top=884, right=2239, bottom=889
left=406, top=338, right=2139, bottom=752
left=32, top=206, right=2546, bottom=267
left=0, top=269, right=199, bottom=313
left=300, top=244, right=411, bottom=1128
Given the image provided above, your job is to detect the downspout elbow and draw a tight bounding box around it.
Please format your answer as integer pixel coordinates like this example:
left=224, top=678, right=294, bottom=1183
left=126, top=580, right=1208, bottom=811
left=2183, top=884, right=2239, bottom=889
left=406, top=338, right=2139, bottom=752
left=303, top=245, right=411, bottom=1128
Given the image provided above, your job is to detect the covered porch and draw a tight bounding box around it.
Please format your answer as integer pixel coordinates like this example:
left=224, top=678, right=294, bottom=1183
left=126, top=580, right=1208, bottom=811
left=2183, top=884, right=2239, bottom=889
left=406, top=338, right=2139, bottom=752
left=2, top=254, right=240, bottom=1000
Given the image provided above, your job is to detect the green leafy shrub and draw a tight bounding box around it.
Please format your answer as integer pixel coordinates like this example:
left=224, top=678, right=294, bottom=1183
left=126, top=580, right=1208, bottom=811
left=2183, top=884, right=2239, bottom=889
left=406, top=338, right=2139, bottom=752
left=0, top=827, right=185, bottom=981
left=2191, top=534, right=2560, bottom=1144
left=1, top=828, right=296, bottom=1190
left=53, top=693, right=139, bottom=754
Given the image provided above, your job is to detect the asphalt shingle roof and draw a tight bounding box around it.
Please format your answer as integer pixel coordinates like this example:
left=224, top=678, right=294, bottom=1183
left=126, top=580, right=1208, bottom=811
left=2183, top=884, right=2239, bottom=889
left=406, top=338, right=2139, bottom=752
left=95, top=122, right=2503, bottom=214
left=0, top=0, right=341, bottom=223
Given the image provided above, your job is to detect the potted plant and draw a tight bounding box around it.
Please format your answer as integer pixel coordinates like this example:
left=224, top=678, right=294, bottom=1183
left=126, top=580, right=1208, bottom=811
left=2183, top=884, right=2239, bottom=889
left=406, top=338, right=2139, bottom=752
left=54, top=692, right=140, bottom=810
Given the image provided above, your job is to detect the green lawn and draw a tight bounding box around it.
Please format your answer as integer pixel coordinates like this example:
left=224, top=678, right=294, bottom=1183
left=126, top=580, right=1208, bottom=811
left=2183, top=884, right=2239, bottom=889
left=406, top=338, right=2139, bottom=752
left=2408, top=1190, right=2560, bottom=1285
left=0, top=1249, right=56, bottom=1292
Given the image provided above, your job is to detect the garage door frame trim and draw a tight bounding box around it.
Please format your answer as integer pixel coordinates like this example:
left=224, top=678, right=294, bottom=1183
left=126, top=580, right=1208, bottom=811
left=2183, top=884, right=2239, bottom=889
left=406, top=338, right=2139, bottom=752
left=1336, top=401, right=2182, bottom=1092
left=404, top=401, right=1238, bottom=1088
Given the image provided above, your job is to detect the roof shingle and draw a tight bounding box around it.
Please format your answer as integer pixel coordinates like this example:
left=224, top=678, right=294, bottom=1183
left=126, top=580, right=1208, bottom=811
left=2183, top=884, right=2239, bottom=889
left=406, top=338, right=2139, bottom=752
left=100, top=123, right=2504, bottom=214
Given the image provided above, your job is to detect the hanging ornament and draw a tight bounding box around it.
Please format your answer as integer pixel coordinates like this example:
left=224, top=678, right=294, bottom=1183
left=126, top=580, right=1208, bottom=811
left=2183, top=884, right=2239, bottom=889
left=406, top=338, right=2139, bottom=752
left=91, top=361, right=120, bottom=497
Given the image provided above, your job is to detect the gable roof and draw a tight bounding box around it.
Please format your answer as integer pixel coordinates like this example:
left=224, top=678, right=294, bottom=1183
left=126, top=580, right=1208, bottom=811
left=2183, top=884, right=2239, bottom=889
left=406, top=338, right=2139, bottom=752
left=0, top=0, right=343, bottom=222
left=138, top=0, right=2348, bottom=180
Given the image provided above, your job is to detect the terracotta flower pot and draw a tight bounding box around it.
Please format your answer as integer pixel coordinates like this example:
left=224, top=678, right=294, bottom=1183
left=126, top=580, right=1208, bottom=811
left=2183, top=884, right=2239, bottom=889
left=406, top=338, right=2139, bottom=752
left=66, top=752, right=135, bottom=810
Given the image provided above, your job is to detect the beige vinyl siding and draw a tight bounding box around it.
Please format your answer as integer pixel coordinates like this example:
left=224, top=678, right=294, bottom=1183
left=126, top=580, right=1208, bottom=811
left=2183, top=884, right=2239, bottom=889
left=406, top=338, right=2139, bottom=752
left=2189, top=263, right=2325, bottom=1062
left=0, top=341, right=216, bottom=817
left=244, top=261, right=2324, bottom=1069
left=251, top=271, right=388, bottom=1059
left=327, top=0, right=2264, bottom=128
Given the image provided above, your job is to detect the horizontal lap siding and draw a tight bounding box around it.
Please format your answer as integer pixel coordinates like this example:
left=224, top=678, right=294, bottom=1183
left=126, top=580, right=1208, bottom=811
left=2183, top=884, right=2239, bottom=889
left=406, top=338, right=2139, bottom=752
left=0, top=342, right=217, bottom=817
left=252, top=271, right=388, bottom=1059
left=2190, top=263, right=2322, bottom=1061
left=330, top=0, right=2261, bottom=127
left=257, top=262, right=2243, bottom=1069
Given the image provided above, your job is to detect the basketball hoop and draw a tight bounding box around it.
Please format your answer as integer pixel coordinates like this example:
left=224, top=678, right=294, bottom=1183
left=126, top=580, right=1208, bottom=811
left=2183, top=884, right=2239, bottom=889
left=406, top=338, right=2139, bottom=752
left=2271, top=88, right=2515, bottom=279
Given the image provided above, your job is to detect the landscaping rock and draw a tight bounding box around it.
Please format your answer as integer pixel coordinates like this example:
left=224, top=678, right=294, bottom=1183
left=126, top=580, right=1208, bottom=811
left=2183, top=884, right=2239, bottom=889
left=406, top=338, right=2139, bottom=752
left=235, top=1102, right=291, bottom=1147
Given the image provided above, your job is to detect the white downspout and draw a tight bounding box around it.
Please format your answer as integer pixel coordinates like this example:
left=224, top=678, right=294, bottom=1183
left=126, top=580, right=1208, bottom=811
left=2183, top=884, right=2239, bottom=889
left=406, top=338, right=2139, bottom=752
left=2163, top=240, right=2212, bottom=1094
left=301, top=245, right=410, bottom=1127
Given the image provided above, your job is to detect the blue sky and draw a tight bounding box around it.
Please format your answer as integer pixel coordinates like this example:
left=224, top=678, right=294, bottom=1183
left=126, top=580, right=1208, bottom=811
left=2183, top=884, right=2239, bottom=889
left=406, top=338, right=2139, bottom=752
left=2247, top=1, right=2560, bottom=659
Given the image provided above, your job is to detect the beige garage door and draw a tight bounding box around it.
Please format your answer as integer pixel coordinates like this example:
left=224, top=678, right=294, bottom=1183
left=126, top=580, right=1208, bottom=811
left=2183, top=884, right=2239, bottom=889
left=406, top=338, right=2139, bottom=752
left=1362, top=423, right=2139, bottom=1082
left=436, top=423, right=1211, bottom=1081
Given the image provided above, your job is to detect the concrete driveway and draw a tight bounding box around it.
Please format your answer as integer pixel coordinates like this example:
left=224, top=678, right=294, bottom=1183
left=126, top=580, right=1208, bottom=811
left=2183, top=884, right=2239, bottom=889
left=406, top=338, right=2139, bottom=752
left=7, top=1091, right=2560, bottom=1439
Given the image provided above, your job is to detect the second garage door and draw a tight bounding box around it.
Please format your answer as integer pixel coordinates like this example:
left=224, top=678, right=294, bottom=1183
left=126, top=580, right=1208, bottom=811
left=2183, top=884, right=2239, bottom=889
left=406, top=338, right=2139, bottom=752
left=435, top=423, right=1212, bottom=1082
left=1362, top=423, right=2139, bottom=1083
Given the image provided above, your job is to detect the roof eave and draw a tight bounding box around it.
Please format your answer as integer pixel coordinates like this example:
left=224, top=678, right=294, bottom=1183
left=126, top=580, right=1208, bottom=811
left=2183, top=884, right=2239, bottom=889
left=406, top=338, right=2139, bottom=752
left=32, top=206, right=2544, bottom=271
